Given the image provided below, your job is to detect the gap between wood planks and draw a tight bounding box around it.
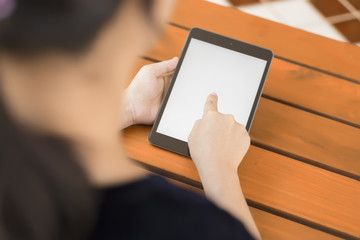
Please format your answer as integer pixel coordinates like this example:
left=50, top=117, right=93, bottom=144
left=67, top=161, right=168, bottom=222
left=133, top=160, right=358, bottom=240
left=144, top=54, right=360, bottom=130
left=140, top=168, right=344, bottom=240
left=168, top=22, right=360, bottom=85
left=141, top=55, right=360, bottom=181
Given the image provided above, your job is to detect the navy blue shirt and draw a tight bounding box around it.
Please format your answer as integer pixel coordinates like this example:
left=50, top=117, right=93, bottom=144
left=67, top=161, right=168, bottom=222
left=91, top=175, right=254, bottom=240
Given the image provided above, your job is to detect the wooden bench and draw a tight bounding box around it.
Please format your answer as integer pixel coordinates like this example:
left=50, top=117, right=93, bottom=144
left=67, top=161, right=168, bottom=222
left=124, top=0, right=360, bottom=239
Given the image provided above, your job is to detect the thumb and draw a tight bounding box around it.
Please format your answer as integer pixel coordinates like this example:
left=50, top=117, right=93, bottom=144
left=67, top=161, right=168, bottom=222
left=152, top=57, right=178, bottom=77
left=203, top=93, right=218, bottom=116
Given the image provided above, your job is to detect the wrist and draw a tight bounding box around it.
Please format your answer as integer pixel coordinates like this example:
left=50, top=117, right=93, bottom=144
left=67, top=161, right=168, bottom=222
left=196, top=162, right=240, bottom=190
left=194, top=157, right=239, bottom=181
left=201, top=169, right=241, bottom=199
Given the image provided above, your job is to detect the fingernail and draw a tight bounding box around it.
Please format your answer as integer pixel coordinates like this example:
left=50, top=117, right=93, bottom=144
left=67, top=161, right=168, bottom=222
left=210, top=92, right=217, bottom=96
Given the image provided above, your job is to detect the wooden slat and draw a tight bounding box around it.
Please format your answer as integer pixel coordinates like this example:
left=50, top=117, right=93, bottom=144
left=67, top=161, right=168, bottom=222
left=140, top=168, right=343, bottom=240
left=124, top=2, right=360, bottom=238
left=249, top=208, right=342, bottom=240
left=146, top=24, right=360, bottom=128
left=170, top=0, right=360, bottom=82
left=251, top=98, right=360, bottom=178
left=123, top=125, right=360, bottom=239
left=265, top=58, right=360, bottom=128
left=124, top=59, right=360, bottom=238
left=143, top=26, right=360, bottom=178
left=149, top=172, right=343, bottom=240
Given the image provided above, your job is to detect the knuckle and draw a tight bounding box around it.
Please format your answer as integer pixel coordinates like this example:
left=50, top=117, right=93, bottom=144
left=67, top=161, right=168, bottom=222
left=237, top=123, right=246, bottom=130
left=207, top=99, right=215, bottom=105
left=226, top=114, right=235, bottom=121
left=206, top=110, right=217, bottom=117
left=236, top=123, right=248, bottom=135
left=141, top=65, right=151, bottom=72
left=203, top=111, right=218, bottom=122
left=208, top=110, right=216, bottom=114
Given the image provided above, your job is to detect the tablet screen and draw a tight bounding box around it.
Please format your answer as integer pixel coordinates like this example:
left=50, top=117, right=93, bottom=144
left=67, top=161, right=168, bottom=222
left=156, top=38, right=267, bottom=142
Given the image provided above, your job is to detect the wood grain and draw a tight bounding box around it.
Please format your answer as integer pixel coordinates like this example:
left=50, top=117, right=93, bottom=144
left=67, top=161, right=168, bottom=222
left=145, top=25, right=360, bottom=128
left=151, top=172, right=342, bottom=240
left=170, top=0, right=360, bottom=82
left=132, top=56, right=360, bottom=178
left=124, top=6, right=360, bottom=238
left=249, top=207, right=342, bottom=240
left=265, top=58, right=360, bottom=128
left=251, top=98, right=360, bottom=179
left=123, top=125, right=360, bottom=239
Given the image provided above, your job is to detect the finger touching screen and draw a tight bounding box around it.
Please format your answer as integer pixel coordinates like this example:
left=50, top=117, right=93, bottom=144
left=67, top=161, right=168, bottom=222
left=156, top=38, right=267, bottom=142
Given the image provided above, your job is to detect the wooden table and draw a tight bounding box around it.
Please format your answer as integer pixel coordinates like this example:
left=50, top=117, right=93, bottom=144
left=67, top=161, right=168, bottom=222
left=123, top=0, right=360, bottom=239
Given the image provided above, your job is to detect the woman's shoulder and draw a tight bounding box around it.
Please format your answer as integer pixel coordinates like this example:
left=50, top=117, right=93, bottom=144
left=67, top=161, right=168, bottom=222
left=91, top=174, right=254, bottom=240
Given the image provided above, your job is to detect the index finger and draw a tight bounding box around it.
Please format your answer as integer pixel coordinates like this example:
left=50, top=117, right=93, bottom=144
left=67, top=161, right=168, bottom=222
left=203, top=92, right=218, bottom=116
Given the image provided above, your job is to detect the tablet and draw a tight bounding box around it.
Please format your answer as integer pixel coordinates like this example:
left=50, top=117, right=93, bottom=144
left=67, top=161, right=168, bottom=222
left=149, top=28, right=273, bottom=157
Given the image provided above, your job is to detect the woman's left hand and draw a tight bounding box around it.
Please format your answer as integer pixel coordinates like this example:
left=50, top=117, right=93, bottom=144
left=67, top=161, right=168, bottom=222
left=122, top=57, right=178, bottom=128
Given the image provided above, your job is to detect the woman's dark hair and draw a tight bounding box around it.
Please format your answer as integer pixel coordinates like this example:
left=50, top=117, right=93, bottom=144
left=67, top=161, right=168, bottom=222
left=0, top=0, right=153, bottom=54
left=0, top=0, right=152, bottom=239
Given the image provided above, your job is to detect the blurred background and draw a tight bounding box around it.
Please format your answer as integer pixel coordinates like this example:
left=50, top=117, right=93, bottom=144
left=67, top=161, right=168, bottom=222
left=207, top=0, right=360, bottom=46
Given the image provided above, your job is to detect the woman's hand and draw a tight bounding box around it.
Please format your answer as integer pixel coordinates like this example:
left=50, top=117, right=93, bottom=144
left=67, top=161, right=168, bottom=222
left=188, top=92, right=250, bottom=180
left=122, top=57, right=178, bottom=128
left=188, top=93, right=261, bottom=240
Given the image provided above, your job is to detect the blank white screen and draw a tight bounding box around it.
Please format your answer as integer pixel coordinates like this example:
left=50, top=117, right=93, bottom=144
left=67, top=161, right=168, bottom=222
left=157, top=38, right=267, bottom=142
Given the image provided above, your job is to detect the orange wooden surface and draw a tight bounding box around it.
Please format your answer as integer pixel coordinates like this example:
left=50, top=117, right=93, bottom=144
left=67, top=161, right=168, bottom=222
left=127, top=58, right=360, bottom=238
left=249, top=208, right=342, bottom=240
left=123, top=124, right=360, bottom=239
left=159, top=174, right=342, bottom=240
left=146, top=25, right=360, bottom=128
left=251, top=98, right=360, bottom=178
left=144, top=26, right=360, bottom=179
left=171, top=0, right=360, bottom=82
left=124, top=1, right=360, bottom=239
left=265, top=58, right=360, bottom=128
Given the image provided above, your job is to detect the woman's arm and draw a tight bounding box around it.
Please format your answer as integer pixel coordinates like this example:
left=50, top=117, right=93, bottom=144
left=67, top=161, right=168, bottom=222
left=188, top=93, right=261, bottom=240
left=121, top=57, right=178, bottom=129
left=122, top=60, right=260, bottom=239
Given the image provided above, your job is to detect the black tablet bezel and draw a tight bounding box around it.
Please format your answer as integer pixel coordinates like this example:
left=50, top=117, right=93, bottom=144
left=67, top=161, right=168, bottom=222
left=149, top=28, right=273, bottom=157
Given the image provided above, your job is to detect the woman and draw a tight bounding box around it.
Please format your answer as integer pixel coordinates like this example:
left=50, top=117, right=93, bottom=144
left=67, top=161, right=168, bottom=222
left=0, top=0, right=261, bottom=239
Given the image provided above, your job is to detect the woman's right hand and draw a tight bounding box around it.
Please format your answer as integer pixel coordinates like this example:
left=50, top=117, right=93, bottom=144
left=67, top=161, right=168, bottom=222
left=188, top=93, right=251, bottom=180
left=188, top=93, right=262, bottom=240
